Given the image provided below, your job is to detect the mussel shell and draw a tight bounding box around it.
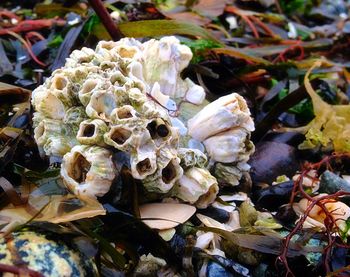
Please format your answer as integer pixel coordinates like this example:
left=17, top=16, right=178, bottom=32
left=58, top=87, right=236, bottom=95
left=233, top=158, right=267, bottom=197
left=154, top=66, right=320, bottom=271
left=197, top=206, right=230, bottom=223
left=253, top=181, right=294, bottom=211
left=249, top=141, right=299, bottom=184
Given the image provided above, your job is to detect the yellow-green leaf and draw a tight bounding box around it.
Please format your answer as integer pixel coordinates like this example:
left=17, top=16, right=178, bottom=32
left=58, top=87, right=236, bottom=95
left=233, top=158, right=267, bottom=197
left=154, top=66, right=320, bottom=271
left=119, top=20, right=222, bottom=44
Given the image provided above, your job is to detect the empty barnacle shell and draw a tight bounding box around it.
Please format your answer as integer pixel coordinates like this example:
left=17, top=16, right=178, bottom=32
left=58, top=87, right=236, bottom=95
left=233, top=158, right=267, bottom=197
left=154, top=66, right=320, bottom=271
left=110, top=105, right=138, bottom=123
left=143, top=148, right=183, bottom=193
left=177, top=148, right=208, bottom=169
left=61, top=145, right=117, bottom=197
left=187, top=93, right=255, bottom=141
left=49, top=73, right=78, bottom=105
left=139, top=203, right=196, bottom=230
left=172, top=167, right=218, bottom=208
left=77, top=119, right=108, bottom=146
left=104, top=121, right=151, bottom=152
left=146, top=118, right=174, bottom=147
left=203, top=128, right=255, bottom=163
left=130, top=143, right=158, bottom=180
left=115, top=37, right=142, bottom=59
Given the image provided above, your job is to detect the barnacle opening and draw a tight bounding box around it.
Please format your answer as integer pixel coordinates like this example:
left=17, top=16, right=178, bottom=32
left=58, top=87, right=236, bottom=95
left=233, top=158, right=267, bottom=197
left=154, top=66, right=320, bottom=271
left=81, top=80, right=97, bottom=94
left=82, top=124, right=95, bottom=137
left=117, top=106, right=134, bottom=119
left=119, top=47, right=137, bottom=58
left=110, top=127, right=132, bottom=145
left=147, top=119, right=170, bottom=139
left=69, top=153, right=91, bottom=183
left=136, top=158, right=152, bottom=175
left=101, top=61, right=115, bottom=71
left=110, top=72, right=127, bottom=85
left=52, top=75, right=68, bottom=90
left=157, top=124, right=169, bottom=138
left=162, top=160, right=177, bottom=184
left=99, top=41, right=116, bottom=50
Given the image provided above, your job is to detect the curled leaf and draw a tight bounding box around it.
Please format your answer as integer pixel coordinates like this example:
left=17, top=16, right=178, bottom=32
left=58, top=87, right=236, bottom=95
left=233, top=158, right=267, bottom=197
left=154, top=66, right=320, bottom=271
left=283, top=60, right=350, bottom=151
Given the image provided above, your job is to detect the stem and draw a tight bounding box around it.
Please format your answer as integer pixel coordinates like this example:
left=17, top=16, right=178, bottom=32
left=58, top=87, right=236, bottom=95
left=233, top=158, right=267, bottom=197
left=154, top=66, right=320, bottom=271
left=87, top=0, right=123, bottom=41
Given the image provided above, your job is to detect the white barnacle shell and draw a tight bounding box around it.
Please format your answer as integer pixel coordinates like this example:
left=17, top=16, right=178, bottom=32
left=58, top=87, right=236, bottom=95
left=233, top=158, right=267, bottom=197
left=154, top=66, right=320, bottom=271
left=104, top=120, right=151, bottom=152
left=49, top=73, right=77, bottom=106
left=34, top=118, right=78, bottom=157
left=130, top=141, right=158, bottom=179
left=77, top=119, right=108, bottom=146
left=31, top=86, right=66, bottom=120
left=110, top=105, right=138, bottom=124
left=187, top=93, right=255, bottom=141
left=177, top=148, right=208, bottom=169
left=32, top=112, right=45, bottom=129
left=142, top=148, right=183, bottom=193
left=203, top=128, right=255, bottom=163
left=141, top=36, right=205, bottom=104
left=61, top=145, right=117, bottom=197
left=34, top=118, right=64, bottom=147
left=127, top=87, right=148, bottom=109
left=78, top=75, right=111, bottom=106
left=31, top=36, right=211, bottom=198
left=63, top=106, right=88, bottom=126
left=43, top=135, right=77, bottom=157
left=172, top=167, right=218, bottom=209
left=113, top=37, right=143, bottom=60
left=65, top=47, right=96, bottom=67
left=85, top=88, right=117, bottom=120
left=145, top=118, right=178, bottom=148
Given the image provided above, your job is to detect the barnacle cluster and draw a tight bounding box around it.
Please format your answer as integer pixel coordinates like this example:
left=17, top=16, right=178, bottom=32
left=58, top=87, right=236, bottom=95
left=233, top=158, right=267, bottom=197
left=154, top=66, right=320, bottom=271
left=31, top=36, right=255, bottom=208
left=187, top=93, right=255, bottom=186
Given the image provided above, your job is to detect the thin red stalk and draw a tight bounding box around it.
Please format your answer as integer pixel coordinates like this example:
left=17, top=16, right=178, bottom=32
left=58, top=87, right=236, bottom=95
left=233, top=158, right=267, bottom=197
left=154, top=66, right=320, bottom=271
left=5, top=31, right=46, bottom=67
left=0, top=19, right=65, bottom=35
left=25, top=31, right=45, bottom=42
left=87, top=0, right=122, bottom=41
left=273, top=44, right=304, bottom=63
left=240, top=14, right=259, bottom=39
left=249, top=16, right=276, bottom=37
left=277, top=153, right=350, bottom=276
left=225, top=6, right=259, bottom=39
